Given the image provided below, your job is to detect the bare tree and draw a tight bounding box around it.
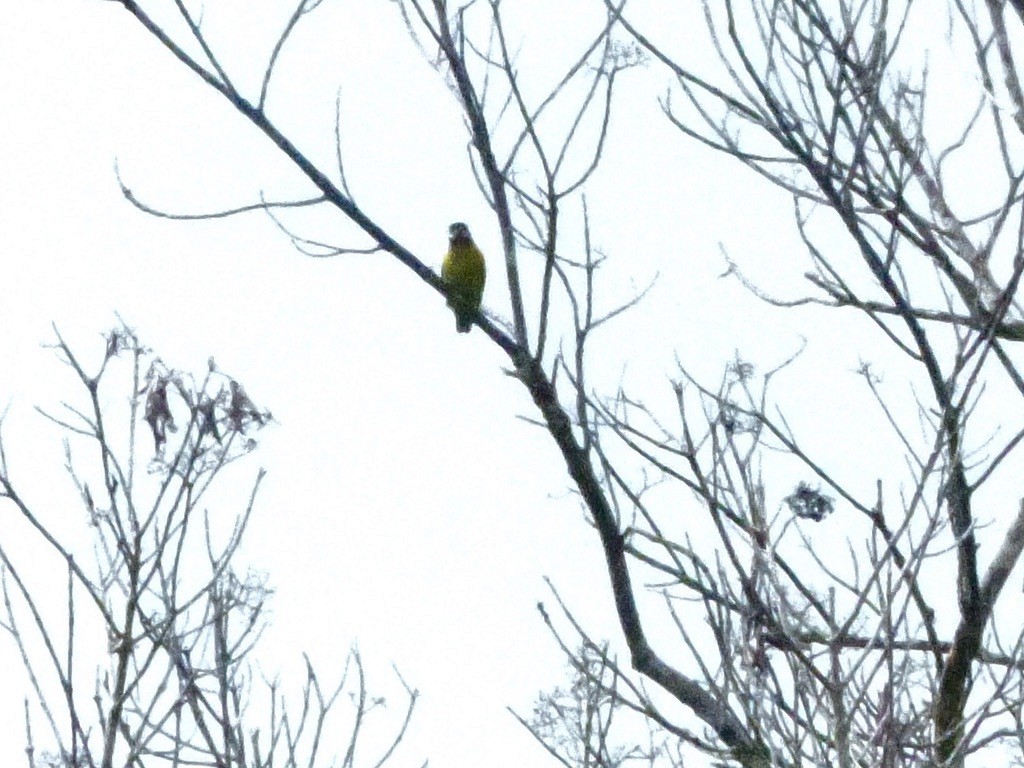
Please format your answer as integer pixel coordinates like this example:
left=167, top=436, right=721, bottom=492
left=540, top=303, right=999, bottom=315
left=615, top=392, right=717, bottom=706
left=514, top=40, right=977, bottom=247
left=0, top=325, right=419, bottom=768
left=62, top=0, right=1024, bottom=765
left=562, top=0, right=1024, bottom=765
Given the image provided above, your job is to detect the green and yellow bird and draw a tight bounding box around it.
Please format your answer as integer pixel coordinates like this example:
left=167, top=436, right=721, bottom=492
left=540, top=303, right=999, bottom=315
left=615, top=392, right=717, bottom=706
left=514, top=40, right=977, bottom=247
left=441, top=222, right=486, bottom=333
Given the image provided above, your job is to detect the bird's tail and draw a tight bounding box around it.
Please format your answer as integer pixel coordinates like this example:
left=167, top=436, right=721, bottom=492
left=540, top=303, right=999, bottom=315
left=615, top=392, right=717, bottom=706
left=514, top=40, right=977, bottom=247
left=456, top=313, right=472, bottom=333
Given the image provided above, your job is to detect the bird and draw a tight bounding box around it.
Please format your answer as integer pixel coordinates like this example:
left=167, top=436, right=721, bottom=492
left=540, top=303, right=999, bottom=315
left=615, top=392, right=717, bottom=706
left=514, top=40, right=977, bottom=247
left=441, top=222, right=486, bottom=333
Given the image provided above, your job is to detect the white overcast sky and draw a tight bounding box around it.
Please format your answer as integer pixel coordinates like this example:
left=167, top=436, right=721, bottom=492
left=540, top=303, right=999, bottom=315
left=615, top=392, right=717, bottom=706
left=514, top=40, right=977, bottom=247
left=2, top=1, right=1008, bottom=766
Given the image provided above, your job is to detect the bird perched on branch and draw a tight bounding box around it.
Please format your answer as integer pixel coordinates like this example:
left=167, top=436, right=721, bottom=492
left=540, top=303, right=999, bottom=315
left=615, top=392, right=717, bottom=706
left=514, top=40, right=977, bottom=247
left=441, top=222, right=486, bottom=333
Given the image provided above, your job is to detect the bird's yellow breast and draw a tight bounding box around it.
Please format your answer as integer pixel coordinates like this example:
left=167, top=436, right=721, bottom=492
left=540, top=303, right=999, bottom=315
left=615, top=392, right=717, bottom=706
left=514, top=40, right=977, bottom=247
left=442, top=241, right=486, bottom=304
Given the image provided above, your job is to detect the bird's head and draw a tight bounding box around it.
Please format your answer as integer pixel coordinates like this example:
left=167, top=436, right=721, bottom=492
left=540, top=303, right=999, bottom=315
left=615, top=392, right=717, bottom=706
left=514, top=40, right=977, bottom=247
left=448, top=221, right=472, bottom=244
